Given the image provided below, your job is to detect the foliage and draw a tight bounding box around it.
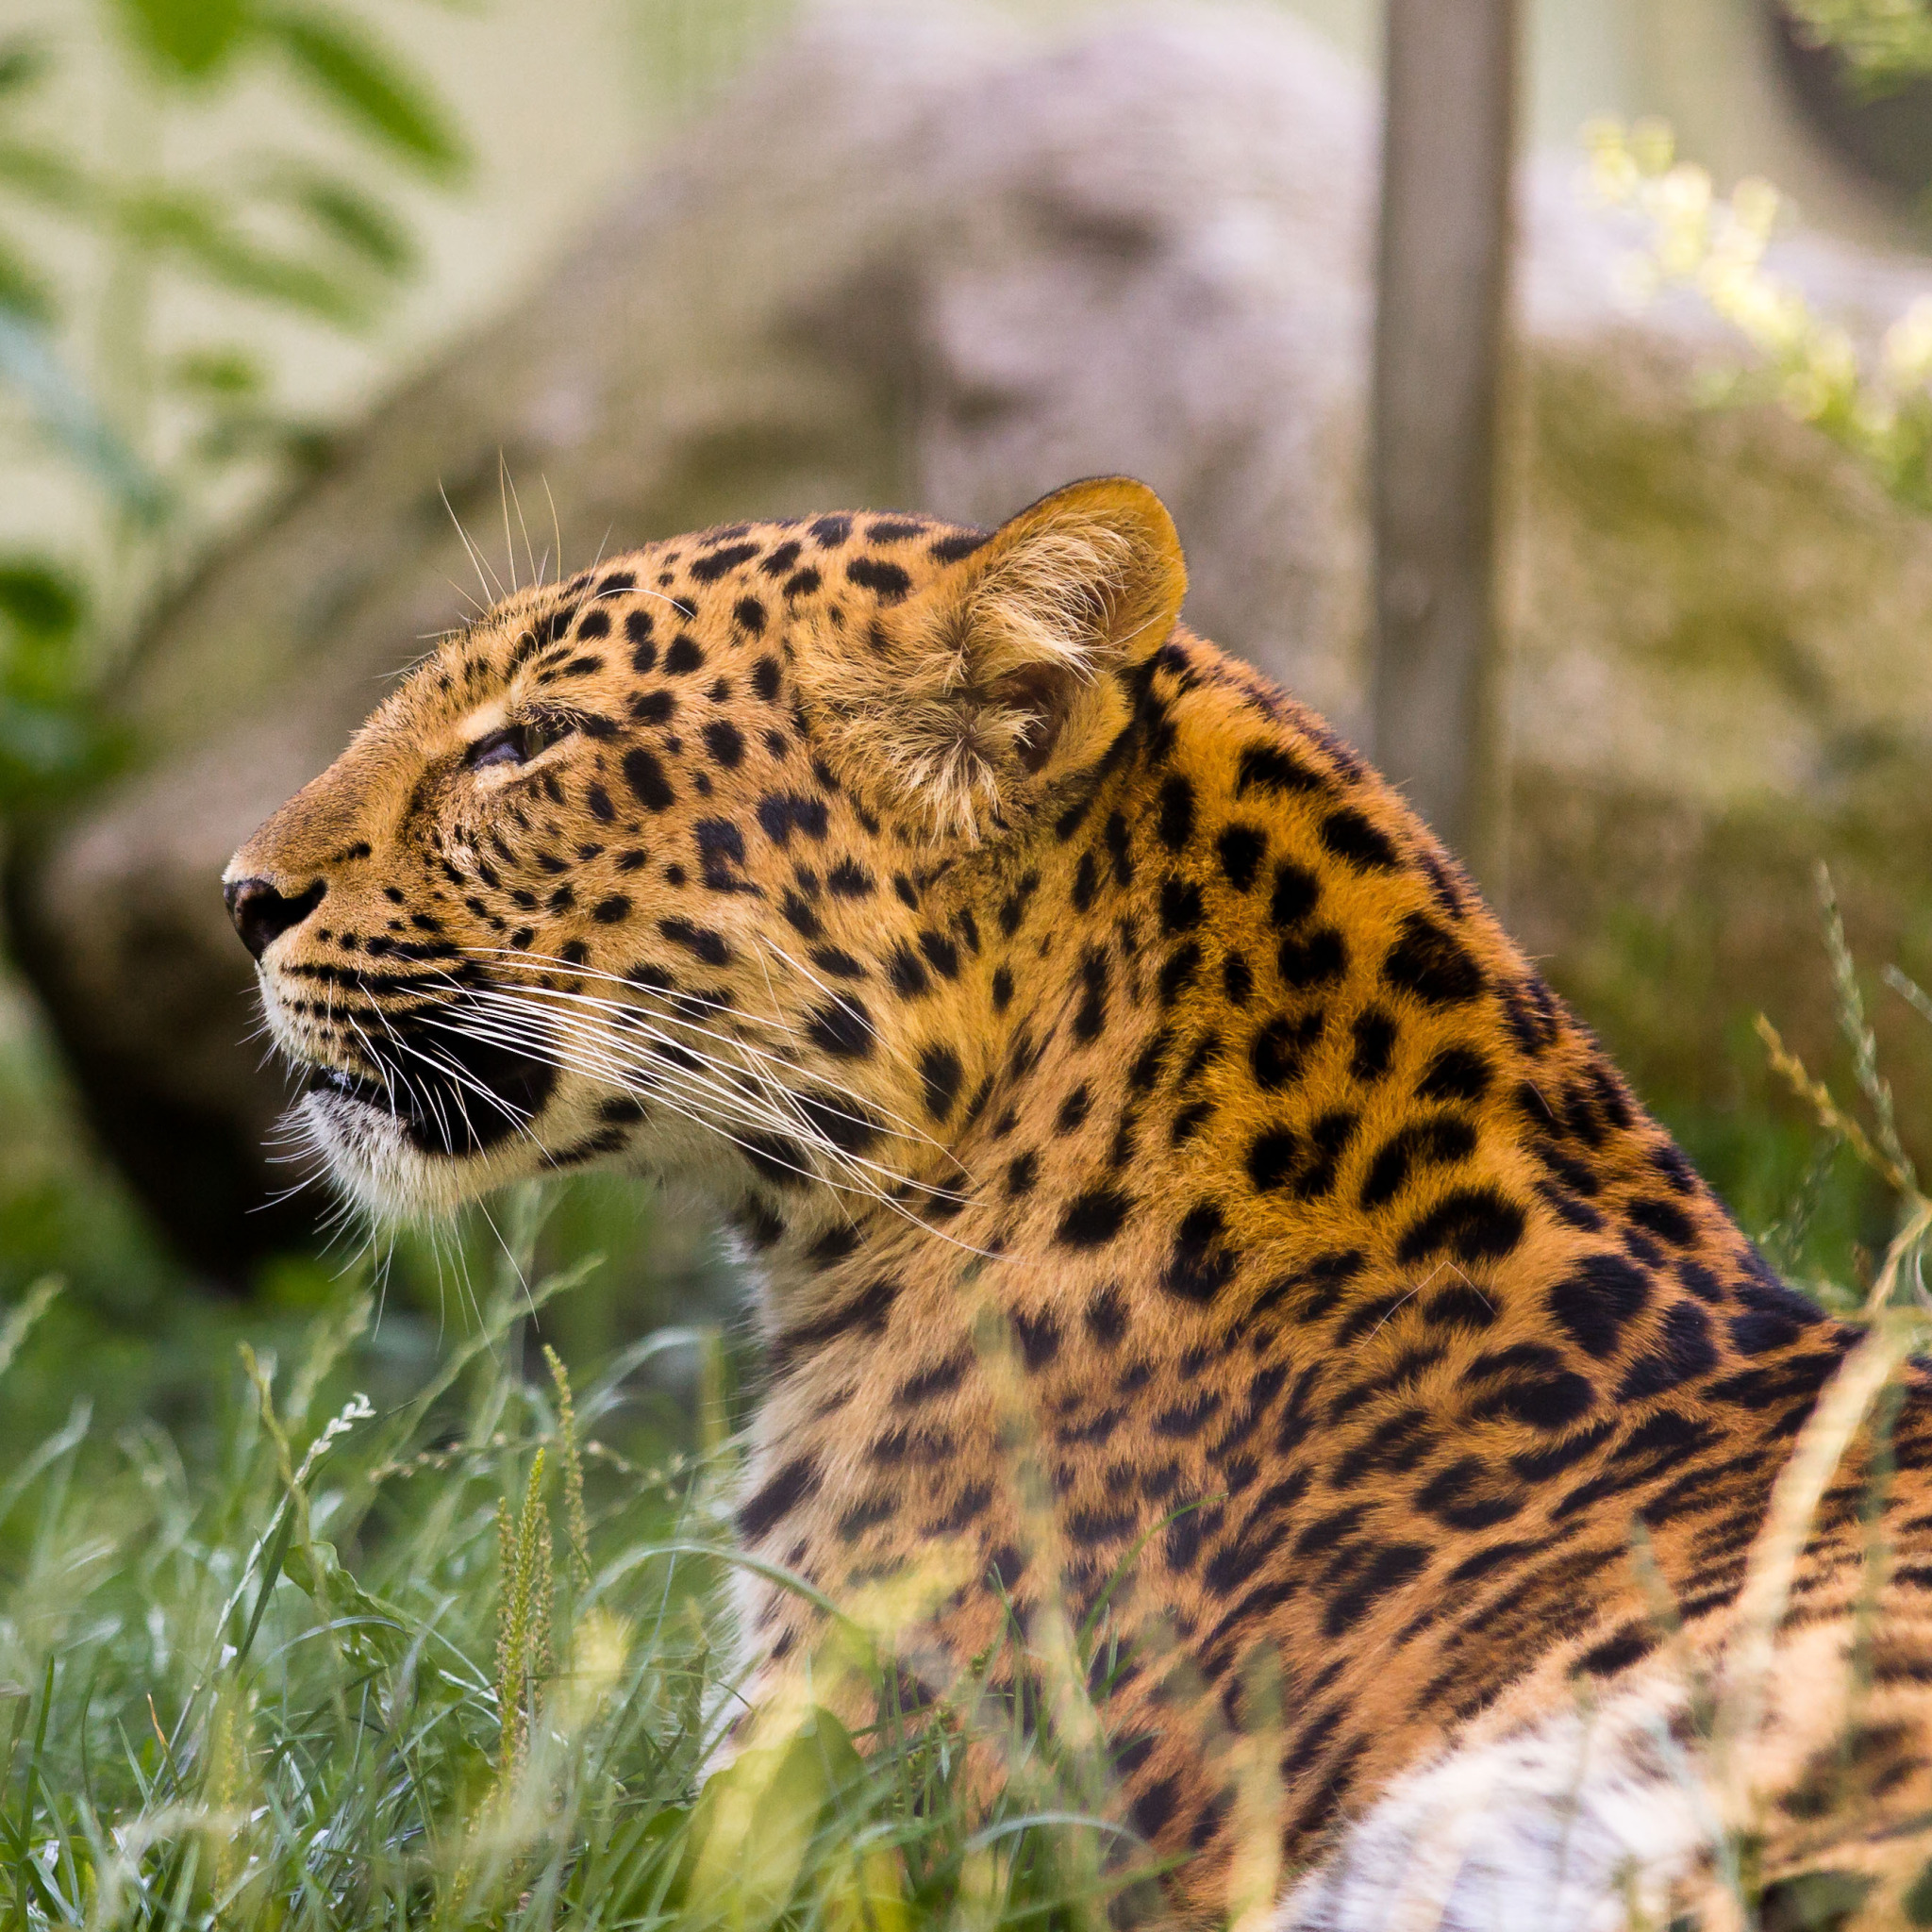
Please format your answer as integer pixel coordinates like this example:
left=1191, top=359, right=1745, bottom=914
left=0, top=1197, right=1156, bottom=1932
left=1583, top=117, right=1932, bottom=514
left=0, top=0, right=470, bottom=811
left=1781, top=0, right=1932, bottom=95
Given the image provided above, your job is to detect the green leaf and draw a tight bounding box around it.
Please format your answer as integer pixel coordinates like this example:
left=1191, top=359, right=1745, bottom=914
left=109, top=0, right=250, bottom=82
left=167, top=344, right=265, bottom=395
left=256, top=5, right=468, bottom=181
left=0, top=232, right=51, bottom=323
left=0, top=558, right=83, bottom=640
left=0, top=139, right=92, bottom=210
left=0, top=699, right=93, bottom=783
left=0, top=36, right=51, bottom=97
left=115, top=188, right=369, bottom=325
left=260, top=164, right=414, bottom=275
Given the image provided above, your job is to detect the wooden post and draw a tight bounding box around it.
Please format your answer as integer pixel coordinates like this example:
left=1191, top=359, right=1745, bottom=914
left=1370, top=0, right=1518, bottom=877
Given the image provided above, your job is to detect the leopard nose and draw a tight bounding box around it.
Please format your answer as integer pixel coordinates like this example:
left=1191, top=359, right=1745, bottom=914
left=225, top=876, right=326, bottom=960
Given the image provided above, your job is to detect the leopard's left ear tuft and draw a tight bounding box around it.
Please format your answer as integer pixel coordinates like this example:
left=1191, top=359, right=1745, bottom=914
left=798, top=476, right=1187, bottom=841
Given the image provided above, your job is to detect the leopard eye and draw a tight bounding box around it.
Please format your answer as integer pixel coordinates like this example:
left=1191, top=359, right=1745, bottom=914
left=467, top=719, right=561, bottom=771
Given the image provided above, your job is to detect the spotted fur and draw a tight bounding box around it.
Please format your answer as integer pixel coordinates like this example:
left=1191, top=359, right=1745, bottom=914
left=226, top=479, right=1932, bottom=1927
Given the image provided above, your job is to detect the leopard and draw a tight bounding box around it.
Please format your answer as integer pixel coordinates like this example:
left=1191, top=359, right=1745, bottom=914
left=225, top=476, right=1932, bottom=1929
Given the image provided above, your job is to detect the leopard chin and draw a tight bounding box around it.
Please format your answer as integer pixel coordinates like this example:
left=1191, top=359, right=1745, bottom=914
left=289, top=1067, right=533, bottom=1224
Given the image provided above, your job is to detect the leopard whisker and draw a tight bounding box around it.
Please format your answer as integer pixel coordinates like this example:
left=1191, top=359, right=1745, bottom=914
left=424, top=998, right=937, bottom=1210
left=459, top=983, right=975, bottom=1210
left=458, top=973, right=958, bottom=1165
left=459, top=952, right=958, bottom=1158
left=441, top=480, right=505, bottom=607
left=421, top=1007, right=841, bottom=1167
left=423, top=1010, right=896, bottom=1200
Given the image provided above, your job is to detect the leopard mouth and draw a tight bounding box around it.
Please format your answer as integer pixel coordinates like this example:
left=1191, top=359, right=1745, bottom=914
left=300, top=1014, right=558, bottom=1159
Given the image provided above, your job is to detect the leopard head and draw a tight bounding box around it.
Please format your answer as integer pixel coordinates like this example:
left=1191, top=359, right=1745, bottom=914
left=224, top=477, right=1186, bottom=1226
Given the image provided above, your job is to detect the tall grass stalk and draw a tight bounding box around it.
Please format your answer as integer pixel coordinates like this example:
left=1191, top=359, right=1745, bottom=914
left=0, top=1207, right=1146, bottom=1930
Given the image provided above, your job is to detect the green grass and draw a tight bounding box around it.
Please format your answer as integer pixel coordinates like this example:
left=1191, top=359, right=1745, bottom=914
left=0, top=1188, right=1162, bottom=1932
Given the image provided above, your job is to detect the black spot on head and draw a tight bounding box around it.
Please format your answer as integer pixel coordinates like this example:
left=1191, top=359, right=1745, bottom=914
left=1156, top=776, right=1194, bottom=852
left=887, top=944, right=929, bottom=998
left=1087, top=1285, right=1128, bottom=1346
left=847, top=557, right=912, bottom=602
left=1417, top=1045, right=1492, bottom=1103
left=1159, top=942, right=1203, bottom=1007
left=1548, top=1253, right=1652, bottom=1360
left=658, top=916, right=731, bottom=967
left=809, top=946, right=865, bottom=980
left=1627, top=1195, right=1696, bottom=1246
left=1277, top=925, right=1346, bottom=989
left=1159, top=877, right=1204, bottom=936
left=623, top=746, right=675, bottom=811
left=1424, top=1283, right=1496, bottom=1331
left=591, top=895, right=631, bottom=924
left=1216, top=822, right=1265, bottom=891
left=1349, top=1008, right=1397, bottom=1083
left=752, top=655, right=781, bottom=701
left=779, top=890, right=821, bottom=939
left=630, top=689, right=675, bottom=725
left=1236, top=744, right=1323, bottom=797
left=625, top=612, right=657, bottom=673
left=733, top=595, right=766, bottom=635
left=929, top=529, right=988, bottom=563
left=665, top=635, right=704, bottom=675
left=1358, top=1112, right=1478, bottom=1210
left=1012, top=1306, right=1060, bottom=1371
left=1396, top=1187, right=1525, bottom=1266
left=919, top=1043, right=963, bottom=1122
left=807, top=994, right=874, bottom=1060
left=1319, top=807, right=1401, bottom=871
left=1058, top=1189, right=1131, bottom=1248
left=1615, top=1300, right=1719, bottom=1401
left=1247, top=1127, right=1298, bottom=1192
left=704, top=720, right=745, bottom=769
left=1728, top=1268, right=1825, bottom=1355
left=919, top=929, right=959, bottom=979
left=1249, top=1009, right=1324, bottom=1091
left=1384, top=912, right=1485, bottom=1007
left=575, top=608, right=611, bottom=641
left=1269, top=860, right=1320, bottom=930
left=810, top=514, right=852, bottom=549
left=1165, top=1204, right=1238, bottom=1303
left=1466, top=1343, right=1595, bottom=1431
left=694, top=817, right=751, bottom=891
left=690, top=541, right=760, bottom=583
left=797, top=1088, right=883, bottom=1158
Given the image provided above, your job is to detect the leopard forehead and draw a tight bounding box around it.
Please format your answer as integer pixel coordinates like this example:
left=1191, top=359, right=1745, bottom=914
left=332, top=509, right=991, bottom=1004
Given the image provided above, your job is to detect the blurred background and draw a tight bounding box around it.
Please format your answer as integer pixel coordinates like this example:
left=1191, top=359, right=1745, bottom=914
left=3, top=0, right=1931, bottom=1454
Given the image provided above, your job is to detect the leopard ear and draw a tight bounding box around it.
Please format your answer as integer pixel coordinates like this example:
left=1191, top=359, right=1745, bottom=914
left=798, top=477, right=1187, bottom=841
